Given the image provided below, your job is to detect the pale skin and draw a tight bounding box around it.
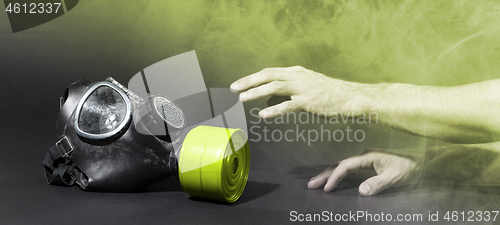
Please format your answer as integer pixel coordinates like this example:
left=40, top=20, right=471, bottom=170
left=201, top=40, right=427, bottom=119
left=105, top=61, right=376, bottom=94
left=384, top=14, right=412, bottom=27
left=230, top=66, right=500, bottom=195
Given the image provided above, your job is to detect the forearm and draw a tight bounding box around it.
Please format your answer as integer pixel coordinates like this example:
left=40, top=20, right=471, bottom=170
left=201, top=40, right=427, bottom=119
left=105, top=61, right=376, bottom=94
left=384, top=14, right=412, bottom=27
left=231, top=66, right=500, bottom=143
left=360, top=79, right=500, bottom=143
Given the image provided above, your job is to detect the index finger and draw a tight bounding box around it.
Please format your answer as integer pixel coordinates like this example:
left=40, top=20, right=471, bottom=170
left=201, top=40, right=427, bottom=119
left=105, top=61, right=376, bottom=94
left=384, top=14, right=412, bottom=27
left=323, top=154, right=374, bottom=192
left=230, top=67, right=295, bottom=93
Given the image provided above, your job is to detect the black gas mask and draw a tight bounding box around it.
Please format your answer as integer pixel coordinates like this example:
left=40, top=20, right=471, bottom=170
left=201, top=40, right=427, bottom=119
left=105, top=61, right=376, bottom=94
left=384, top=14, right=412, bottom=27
left=43, top=76, right=250, bottom=203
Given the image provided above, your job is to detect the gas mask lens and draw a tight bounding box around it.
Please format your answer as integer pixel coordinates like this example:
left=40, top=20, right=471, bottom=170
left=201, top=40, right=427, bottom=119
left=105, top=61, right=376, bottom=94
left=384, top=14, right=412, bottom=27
left=79, top=86, right=127, bottom=133
left=74, top=81, right=132, bottom=139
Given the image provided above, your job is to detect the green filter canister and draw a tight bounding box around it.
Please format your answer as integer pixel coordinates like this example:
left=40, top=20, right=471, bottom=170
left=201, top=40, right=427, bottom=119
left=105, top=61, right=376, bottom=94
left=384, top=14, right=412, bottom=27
left=178, top=125, right=250, bottom=202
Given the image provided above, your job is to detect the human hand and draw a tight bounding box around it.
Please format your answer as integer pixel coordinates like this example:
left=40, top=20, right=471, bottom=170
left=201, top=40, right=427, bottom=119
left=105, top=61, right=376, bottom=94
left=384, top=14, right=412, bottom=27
left=307, top=149, right=420, bottom=196
left=230, top=66, right=374, bottom=119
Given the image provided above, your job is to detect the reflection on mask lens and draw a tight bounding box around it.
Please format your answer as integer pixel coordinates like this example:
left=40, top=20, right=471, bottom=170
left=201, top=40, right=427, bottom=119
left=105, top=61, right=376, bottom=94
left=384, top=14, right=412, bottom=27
left=78, top=86, right=127, bottom=134
left=154, top=96, right=184, bottom=128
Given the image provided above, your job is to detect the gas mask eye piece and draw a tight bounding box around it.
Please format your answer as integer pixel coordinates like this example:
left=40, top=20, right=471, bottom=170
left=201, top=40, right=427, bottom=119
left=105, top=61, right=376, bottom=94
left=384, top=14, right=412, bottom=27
left=79, top=86, right=127, bottom=134
left=153, top=96, right=185, bottom=129
left=74, top=81, right=132, bottom=140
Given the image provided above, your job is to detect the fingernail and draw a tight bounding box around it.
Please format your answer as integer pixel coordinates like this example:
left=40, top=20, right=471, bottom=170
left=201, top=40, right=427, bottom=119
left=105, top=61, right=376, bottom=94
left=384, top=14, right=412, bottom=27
left=239, top=92, right=247, bottom=101
left=359, top=184, right=371, bottom=195
left=310, top=177, right=316, bottom=181
left=259, top=110, right=270, bottom=118
left=230, top=81, right=239, bottom=91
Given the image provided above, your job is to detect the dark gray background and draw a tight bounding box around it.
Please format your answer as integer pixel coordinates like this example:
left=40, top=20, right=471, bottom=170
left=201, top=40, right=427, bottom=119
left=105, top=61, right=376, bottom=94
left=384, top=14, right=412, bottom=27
left=1, top=1, right=499, bottom=224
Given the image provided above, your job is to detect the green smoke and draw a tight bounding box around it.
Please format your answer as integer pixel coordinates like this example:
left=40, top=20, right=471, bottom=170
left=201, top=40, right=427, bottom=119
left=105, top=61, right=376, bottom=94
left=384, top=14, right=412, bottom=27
left=157, top=0, right=500, bottom=86
left=52, top=0, right=500, bottom=86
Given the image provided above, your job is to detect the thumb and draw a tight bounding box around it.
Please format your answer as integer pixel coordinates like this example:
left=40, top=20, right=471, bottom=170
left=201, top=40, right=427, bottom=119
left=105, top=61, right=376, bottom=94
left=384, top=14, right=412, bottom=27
left=358, top=172, right=395, bottom=196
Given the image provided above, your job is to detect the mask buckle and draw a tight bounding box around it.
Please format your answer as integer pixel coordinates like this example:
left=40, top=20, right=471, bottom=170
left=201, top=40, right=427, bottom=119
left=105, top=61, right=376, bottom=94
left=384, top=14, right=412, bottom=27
left=55, top=136, right=74, bottom=158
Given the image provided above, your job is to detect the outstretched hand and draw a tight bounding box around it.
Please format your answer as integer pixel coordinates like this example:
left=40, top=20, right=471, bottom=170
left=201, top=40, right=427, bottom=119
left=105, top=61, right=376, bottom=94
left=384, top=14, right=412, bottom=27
left=230, top=66, right=373, bottom=119
left=307, top=150, right=420, bottom=196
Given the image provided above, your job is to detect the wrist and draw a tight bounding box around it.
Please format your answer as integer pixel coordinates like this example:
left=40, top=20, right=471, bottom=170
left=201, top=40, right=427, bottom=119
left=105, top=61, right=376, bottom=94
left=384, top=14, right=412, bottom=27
left=352, top=82, right=388, bottom=116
